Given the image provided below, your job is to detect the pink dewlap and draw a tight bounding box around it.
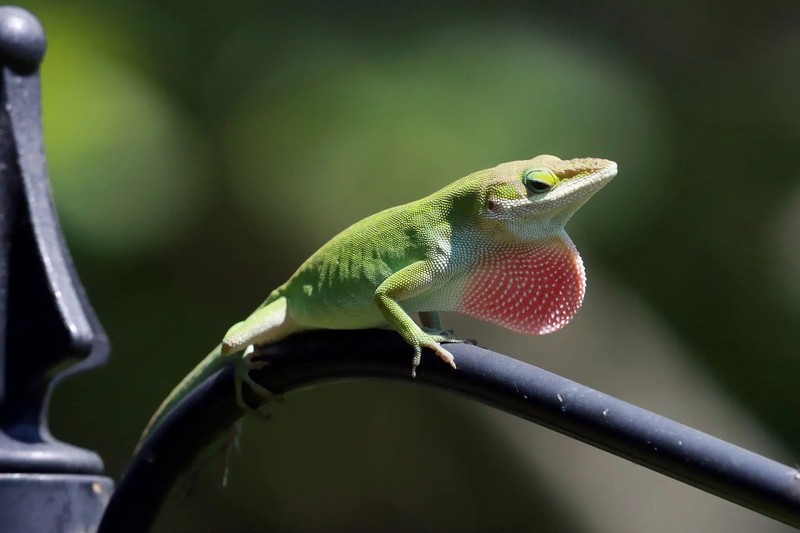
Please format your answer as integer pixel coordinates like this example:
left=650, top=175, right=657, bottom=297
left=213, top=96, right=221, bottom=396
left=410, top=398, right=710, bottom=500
left=458, top=236, right=586, bottom=335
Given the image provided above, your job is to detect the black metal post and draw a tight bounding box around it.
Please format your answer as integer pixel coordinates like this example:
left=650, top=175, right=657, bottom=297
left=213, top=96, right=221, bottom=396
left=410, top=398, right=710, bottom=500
left=0, top=6, right=113, bottom=531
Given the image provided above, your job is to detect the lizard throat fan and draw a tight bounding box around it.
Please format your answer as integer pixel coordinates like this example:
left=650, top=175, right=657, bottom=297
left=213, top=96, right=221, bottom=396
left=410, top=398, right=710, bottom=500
left=458, top=235, right=585, bottom=335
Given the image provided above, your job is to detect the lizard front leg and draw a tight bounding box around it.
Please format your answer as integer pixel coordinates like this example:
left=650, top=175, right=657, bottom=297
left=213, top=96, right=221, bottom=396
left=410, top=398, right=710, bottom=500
left=375, top=260, right=457, bottom=376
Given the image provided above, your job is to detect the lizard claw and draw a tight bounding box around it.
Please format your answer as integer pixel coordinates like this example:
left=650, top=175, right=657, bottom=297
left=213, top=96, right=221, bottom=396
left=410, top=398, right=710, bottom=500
left=432, top=343, right=457, bottom=369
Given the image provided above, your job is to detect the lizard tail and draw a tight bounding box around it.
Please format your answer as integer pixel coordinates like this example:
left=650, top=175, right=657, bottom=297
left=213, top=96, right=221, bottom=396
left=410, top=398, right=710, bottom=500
left=135, top=343, right=229, bottom=454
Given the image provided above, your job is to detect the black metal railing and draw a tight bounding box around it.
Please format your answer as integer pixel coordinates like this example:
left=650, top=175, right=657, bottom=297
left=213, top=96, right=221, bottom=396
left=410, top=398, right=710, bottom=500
left=102, top=330, right=800, bottom=531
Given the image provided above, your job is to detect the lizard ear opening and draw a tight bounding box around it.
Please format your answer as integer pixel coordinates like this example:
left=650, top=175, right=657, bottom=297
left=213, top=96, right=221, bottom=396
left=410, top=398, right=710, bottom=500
left=456, top=234, right=585, bottom=335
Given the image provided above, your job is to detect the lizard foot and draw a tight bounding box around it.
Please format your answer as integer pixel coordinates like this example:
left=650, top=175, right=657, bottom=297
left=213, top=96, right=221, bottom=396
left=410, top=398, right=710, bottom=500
left=234, top=346, right=275, bottom=417
left=410, top=337, right=458, bottom=377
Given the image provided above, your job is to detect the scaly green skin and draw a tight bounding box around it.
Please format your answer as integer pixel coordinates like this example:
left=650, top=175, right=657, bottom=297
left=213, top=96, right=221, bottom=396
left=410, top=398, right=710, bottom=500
left=137, top=155, right=616, bottom=451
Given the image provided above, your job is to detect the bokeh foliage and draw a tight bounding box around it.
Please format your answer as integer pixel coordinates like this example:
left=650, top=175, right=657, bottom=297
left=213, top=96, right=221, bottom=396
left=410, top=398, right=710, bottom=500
left=16, top=1, right=800, bottom=531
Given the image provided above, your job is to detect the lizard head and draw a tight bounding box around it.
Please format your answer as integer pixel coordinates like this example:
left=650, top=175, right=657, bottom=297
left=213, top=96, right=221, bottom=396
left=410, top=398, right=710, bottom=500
left=481, top=155, right=617, bottom=240
left=455, top=156, right=616, bottom=335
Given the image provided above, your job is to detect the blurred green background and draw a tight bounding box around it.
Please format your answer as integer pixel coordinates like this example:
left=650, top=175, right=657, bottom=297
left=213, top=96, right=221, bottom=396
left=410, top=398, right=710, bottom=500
left=16, top=0, right=800, bottom=531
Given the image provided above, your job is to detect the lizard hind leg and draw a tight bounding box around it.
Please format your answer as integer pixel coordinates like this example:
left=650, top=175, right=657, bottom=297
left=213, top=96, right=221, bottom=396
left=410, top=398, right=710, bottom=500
left=222, top=295, right=297, bottom=355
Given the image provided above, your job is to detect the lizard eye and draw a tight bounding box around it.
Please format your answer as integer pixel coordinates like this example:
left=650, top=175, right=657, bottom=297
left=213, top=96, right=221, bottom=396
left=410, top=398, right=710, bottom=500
left=523, top=169, right=556, bottom=194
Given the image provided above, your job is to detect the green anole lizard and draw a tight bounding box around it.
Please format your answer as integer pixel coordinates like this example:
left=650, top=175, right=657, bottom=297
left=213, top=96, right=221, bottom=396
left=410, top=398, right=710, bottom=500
left=136, top=155, right=616, bottom=451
